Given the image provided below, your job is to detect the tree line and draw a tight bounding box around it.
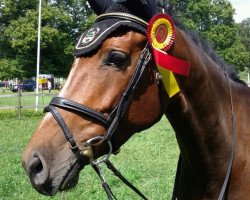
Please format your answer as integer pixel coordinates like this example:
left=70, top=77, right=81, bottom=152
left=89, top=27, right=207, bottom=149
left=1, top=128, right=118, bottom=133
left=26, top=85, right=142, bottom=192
left=0, top=0, right=249, bottom=80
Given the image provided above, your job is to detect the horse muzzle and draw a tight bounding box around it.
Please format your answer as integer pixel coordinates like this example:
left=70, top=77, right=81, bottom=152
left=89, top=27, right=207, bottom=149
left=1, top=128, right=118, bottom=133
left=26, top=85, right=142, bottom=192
left=22, top=148, right=83, bottom=196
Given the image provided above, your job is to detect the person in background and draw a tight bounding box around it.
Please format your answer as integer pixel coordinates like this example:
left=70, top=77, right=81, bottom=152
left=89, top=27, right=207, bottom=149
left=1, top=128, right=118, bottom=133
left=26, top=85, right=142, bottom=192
left=47, top=79, right=52, bottom=93
left=2, top=81, right=6, bottom=93
left=9, top=80, right=13, bottom=89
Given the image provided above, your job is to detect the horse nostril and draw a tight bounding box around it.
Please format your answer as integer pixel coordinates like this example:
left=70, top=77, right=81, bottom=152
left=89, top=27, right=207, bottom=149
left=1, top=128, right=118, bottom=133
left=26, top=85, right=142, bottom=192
left=26, top=154, right=49, bottom=188
left=30, top=156, right=43, bottom=174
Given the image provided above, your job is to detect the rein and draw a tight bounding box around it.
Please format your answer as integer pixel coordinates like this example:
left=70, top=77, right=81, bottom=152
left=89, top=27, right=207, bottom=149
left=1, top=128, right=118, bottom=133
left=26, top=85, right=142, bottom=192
left=171, top=72, right=236, bottom=200
left=218, top=73, right=236, bottom=200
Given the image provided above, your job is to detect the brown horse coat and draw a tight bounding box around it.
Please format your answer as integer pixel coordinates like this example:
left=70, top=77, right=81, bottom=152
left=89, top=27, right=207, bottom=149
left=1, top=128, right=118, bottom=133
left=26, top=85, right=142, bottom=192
left=22, top=12, right=250, bottom=200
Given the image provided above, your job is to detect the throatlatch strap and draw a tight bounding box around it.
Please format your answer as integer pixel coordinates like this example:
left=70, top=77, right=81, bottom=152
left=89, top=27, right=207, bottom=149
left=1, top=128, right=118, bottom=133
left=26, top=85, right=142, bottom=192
left=104, top=44, right=151, bottom=142
left=172, top=73, right=236, bottom=200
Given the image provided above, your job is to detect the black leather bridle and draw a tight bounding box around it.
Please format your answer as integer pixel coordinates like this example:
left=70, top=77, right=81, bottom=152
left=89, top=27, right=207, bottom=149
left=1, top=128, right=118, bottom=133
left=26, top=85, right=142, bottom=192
left=44, top=14, right=152, bottom=198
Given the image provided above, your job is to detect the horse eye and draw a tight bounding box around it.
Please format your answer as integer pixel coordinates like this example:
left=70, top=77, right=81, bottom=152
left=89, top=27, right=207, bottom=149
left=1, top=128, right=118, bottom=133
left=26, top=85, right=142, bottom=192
left=105, top=51, right=128, bottom=69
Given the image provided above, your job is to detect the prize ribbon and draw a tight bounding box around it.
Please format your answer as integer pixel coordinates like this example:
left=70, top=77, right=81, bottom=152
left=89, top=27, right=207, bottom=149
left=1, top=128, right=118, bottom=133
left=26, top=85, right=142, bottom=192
left=147, top=14, right=190, bottom=97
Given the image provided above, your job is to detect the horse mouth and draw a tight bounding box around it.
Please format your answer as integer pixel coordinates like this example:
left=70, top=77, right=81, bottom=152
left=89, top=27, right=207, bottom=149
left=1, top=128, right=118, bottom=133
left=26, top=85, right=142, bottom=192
left=58, top=162, right=82, bottom=192
left=36, top=162, right=82, bottom=196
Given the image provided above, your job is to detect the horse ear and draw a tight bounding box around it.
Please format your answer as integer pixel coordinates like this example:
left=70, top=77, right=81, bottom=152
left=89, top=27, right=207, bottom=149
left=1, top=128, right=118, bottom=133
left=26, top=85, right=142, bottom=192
left=87, top=0, right=112, bottom=15
left=87, top=0, right=157, bottom=20
left=113, top=0, right=157, bottom=19
left=139, top=0, right=157, bottom=16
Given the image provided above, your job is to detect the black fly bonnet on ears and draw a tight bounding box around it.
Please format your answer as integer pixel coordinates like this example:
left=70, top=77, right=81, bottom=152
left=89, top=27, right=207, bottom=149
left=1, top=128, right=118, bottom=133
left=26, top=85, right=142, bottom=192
left=74, top=0, right=157, bottom=57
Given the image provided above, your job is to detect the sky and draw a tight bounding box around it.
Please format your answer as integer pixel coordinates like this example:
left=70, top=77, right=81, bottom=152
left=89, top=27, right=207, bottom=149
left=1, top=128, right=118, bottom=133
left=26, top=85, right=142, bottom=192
left=230, top=0, right=250, bottom=22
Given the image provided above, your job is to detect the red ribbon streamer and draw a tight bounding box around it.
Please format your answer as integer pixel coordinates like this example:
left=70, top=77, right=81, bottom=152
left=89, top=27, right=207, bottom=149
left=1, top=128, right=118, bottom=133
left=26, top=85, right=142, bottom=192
left=152, top=48, right=190, bottom=77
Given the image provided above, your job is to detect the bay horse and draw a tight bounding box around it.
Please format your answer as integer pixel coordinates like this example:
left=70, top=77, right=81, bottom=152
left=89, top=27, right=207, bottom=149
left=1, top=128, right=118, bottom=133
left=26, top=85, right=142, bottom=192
left=22, top=4, right=250, bottom=200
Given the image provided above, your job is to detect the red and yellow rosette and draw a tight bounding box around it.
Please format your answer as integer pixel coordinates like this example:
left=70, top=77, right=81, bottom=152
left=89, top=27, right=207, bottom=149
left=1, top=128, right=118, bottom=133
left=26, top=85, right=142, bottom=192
left=147, top=13, right=175, bottom=51
left=147, top=14, right=190, bottom=97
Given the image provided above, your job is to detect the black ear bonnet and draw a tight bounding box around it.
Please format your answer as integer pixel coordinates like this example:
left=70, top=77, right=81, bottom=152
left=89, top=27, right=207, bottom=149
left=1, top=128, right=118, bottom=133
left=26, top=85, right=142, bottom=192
left=74, top=2, right=156, bottom=57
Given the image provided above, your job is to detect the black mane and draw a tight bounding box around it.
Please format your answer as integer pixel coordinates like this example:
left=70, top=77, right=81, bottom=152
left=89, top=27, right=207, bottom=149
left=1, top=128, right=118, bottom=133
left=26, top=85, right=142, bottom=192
left=160, top=5, right=246, bottom=85
left=174, top=19, right=246, bottom=84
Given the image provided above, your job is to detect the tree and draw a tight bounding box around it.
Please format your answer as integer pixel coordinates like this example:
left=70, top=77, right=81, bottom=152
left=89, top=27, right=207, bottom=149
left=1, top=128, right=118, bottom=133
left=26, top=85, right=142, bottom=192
left=0, top=0, right=94, bottom=79
left=0, top=59, right=23, bottom=80
left=50, top=0, right=94, bottom=41
left=0, top=0, right=249, bottom=79
left=238, top=18, right=250, bottom=69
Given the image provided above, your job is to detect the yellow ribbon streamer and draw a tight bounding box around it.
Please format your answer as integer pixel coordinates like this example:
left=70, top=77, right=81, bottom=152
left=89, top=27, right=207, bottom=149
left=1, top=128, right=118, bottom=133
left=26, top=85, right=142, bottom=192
left=157, top=65, right=180, bottom=97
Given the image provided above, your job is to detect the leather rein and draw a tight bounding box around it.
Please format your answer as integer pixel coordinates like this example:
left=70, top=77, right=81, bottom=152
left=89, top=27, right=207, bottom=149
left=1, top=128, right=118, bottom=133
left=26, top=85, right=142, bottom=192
left=171, top=74, right=236, bottom=200
left=44, top=13, right=235, bottom=200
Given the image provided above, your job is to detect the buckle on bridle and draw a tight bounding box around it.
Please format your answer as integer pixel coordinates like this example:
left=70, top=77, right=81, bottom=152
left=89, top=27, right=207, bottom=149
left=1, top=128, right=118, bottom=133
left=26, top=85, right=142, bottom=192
left=68, top=141, right=78, bottom=150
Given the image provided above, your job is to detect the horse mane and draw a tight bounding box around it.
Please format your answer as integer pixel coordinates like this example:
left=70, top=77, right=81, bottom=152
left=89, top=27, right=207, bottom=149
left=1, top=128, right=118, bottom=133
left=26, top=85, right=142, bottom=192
left=159, top=5, right=246, bottom=85
left=176, top=21, right=245, bottom=85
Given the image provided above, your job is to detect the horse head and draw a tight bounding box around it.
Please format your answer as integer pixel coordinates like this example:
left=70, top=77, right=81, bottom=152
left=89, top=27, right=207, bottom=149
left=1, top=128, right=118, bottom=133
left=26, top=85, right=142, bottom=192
left=22, top=1, right=168, bottom=195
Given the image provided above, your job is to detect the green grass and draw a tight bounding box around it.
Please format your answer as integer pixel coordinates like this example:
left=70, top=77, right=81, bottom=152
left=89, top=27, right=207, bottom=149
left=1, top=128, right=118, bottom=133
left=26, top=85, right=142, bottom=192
left=0, top=110, right=179, bottom=200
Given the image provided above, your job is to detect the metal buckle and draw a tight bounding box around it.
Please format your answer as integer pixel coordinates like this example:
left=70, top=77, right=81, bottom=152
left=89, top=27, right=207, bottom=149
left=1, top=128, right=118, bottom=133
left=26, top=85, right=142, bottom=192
left=68, top=142, right=78, bottom=150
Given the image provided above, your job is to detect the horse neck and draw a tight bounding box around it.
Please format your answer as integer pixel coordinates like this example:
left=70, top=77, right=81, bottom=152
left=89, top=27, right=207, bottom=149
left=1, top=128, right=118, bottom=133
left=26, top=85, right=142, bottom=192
left=165, top=27, right=234, bottom=195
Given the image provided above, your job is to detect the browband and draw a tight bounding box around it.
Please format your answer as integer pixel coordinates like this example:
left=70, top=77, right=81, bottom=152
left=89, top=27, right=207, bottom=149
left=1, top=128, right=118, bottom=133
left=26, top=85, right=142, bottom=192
left=96, top=12, right=148, bottom=28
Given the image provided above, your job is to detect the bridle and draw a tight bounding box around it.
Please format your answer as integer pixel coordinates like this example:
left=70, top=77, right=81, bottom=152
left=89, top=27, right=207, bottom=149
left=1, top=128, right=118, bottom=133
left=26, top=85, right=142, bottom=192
left=44, top=12, right=235, bottom=200
left=45, top=42, right=152, bottom=156
left=45, top=47, right=151, bottom=200
left=44, top=13, right=153, bottom=200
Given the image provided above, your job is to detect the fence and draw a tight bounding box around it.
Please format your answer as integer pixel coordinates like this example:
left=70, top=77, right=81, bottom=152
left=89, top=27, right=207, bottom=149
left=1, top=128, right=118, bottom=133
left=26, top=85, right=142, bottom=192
left=0, top=89, right=57, bottom=117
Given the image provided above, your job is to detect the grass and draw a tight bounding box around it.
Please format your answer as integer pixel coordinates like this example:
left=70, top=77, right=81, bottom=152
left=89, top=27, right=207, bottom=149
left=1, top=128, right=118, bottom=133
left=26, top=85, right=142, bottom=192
left=0, top=101, right=179, bottom=199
